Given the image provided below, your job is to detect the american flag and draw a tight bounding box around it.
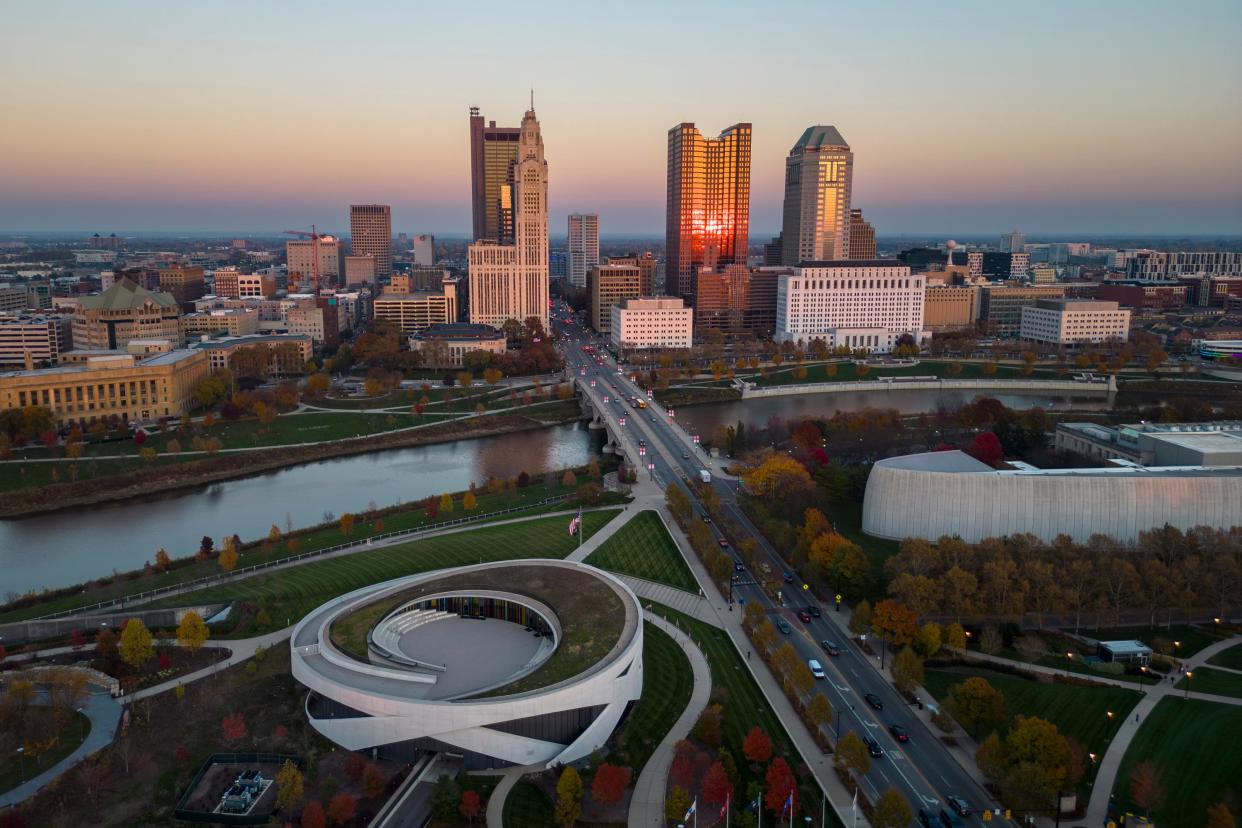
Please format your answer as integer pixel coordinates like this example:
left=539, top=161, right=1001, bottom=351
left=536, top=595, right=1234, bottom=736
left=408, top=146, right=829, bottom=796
left=568, top=507, right=582, bottom=535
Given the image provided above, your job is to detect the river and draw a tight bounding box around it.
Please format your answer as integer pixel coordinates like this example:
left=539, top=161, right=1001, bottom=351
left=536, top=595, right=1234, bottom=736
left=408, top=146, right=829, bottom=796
left=0, top=422, right=604, bottom=596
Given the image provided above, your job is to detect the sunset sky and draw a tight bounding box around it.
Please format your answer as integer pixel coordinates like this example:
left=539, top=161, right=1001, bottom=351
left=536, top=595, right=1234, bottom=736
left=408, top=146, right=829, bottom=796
left=2, top=0, right=1240, bottom=236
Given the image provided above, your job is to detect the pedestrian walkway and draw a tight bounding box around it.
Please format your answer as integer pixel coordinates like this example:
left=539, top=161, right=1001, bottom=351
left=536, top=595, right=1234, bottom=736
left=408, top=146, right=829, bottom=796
left=617, top=575, right=721, bottom=628
left=565, top=505, right=640, bottom=563
left=0, top=689, right=122, bottom=808
left=628, top=614, right=712, bottom=827
left=484, top=763, right=539, bottom=828
left=124, top=628, right=292, bottom=703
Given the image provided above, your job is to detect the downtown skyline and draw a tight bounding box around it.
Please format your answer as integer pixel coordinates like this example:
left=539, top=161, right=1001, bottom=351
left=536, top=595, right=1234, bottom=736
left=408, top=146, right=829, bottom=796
left=1, top=0, right=1240, bottom=236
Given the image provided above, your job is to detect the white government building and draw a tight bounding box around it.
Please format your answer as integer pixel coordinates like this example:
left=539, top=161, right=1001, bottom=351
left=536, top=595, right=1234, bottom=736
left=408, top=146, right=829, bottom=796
left=774, top=259, right=928, bottom=352
left=290, top=560, right=643, bottom=769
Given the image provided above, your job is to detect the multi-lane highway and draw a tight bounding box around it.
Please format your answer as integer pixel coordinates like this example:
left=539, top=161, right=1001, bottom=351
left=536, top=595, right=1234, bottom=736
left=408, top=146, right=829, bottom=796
left=553, top=305, right=1001, bottom=824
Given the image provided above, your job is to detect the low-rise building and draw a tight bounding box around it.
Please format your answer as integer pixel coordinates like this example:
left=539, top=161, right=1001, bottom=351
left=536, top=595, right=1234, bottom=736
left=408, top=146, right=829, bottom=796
left=373, top=286, right=458, bottom=334
left=1055, top=420, right=1242, bottom=467
left=774, top=260, right=926, bottom=352
left=979, top=284, right=1067, bottom=336
left=610, top=297, right=693, bottom=349
left=344, top=255, right=377, bottom=287
left=158, top=264, right=206, bottom=309
left=0, top=313, right=73, bottom=368
left=923, top=285, right=980, bottom=330
left=1019, top=299, right=1130, bottom=346
left=0, top=349, right=210, bottom=426
left=182, top=308, right=260, bottom=338
left=409, top=323, right=507, bottom=368
left=285, top=299, right=340, bottom=347
left=1095, top=280, right=1189, bottom=309
left=188, top=333, right=313, bottom=374
left=587, top=264, right=642, bottom=333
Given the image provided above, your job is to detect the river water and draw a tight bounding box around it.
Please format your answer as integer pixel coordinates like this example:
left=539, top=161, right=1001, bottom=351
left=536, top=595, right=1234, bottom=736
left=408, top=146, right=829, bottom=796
left=0, top=422, right=605, bottom=596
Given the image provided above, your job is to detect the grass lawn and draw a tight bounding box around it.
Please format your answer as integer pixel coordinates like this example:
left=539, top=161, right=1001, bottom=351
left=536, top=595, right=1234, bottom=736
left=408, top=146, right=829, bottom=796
left=0, top=710, right=90, bottom=796
left=586, top=510, right=698, bottom=592
left=144, top=510, right=622, bottom=638
left=1081, top=624, right=1224, bottom=658
left=1176, top=666, right=1242, bottom=699
left=609, top=621, right=694, bottom=774
left=1208, top=642, right=1242, bottom=670
left=1111, top=698, right=1242, bottom=828
left=922, top=665, right=1142, bottom=763
left=503, top=780, right=554, bottom=828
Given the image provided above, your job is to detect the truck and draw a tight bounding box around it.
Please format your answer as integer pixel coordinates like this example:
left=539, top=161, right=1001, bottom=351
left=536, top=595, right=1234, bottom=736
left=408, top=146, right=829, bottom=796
left=699, top=469, right=711, bottom=484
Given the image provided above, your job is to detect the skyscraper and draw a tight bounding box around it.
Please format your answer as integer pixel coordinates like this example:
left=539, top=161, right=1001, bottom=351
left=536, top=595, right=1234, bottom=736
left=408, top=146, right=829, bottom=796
left=1000, top=230, right=1026, bottom=253
left=349, top=205, right=392, bottom=278
left=469, top=107, right=521, bottom=243
left=666, top=122, right=751, bottom=301
left=468, top=104, right=549, bottom=331
left=848, top=209, right=876, bottom=259
left=781, top=126, right=853, bottom=266
left=567, top=214, right=600, bottom=288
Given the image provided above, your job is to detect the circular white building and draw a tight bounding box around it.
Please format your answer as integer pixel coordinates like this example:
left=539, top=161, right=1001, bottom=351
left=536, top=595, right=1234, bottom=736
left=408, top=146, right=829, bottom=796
left=290, top=560, right=643, bottom=769
left=862, top=450, right=1242, bottom=543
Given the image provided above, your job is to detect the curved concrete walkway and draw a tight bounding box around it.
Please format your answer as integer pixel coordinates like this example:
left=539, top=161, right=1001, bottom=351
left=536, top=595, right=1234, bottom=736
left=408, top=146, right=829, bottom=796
left=484, top=763, right=540, bottom=828
left=627, top=613, right=712, bottom=827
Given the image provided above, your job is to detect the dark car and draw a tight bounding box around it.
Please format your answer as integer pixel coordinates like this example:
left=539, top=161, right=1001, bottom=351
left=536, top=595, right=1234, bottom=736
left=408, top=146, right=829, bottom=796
left=775, top=619, right=792, bottom=635
left=783, top=571, right=796, bottom=584
left=821, top=640, right=841, bottom=656
left=797, top=609, right=813, bottom=623
left=937, top=809, right=964, bottom=828
left=734, top=560, right=745, bottom=572
left=864, top=737, right=884, bottom=757
left=945, top=797, right=970, bottom=817
left=682, top=451, right=690, bottom=459
left=888, top=724, right=909, bottom=743
left=701, top=514, right=712, bottom=523
left=918, top=810, right=935, bottom=828
left=864, top=692, right=884, bottom=710
left=807, top=605, right=822, bottom=618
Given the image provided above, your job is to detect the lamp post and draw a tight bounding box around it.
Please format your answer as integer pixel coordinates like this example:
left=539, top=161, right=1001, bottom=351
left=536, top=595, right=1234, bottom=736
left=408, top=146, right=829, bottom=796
left=1185, top=670, right=1193, bottom=700
left=1088, top=753, right=1098, bottom=786
left=76, top=706, right=86, bottom=741
left=1066, top=651, right=1074, bottom=677
left=16, top=746, right=24, bottom=784
left=1140, top=664, right=1149, bottom=689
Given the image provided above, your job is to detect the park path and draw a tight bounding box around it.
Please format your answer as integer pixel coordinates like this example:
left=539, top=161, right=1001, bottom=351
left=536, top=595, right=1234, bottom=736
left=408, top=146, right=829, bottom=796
left=1082, top=634, right=1241, bottom=826
left=627, top=613, right=713, bottom=828
left=484, top=763, right=538, bottom=828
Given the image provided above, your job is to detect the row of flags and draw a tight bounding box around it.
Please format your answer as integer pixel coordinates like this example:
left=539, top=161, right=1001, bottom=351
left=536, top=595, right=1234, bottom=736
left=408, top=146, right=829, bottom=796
left=682, top=790, right=794, bottom=823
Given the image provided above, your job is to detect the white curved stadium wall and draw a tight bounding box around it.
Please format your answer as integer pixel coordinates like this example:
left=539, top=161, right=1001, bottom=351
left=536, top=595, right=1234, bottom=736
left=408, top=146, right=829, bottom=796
left=862, top=463, right=1242, bottom=544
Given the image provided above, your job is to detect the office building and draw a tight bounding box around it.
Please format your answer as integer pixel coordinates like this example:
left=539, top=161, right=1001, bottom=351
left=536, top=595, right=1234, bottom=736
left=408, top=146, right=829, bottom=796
left=978, top=284, right=1066, bottom=336
left=606, top=253, right=659, bottom=296
left=1010, top=252, right=1030, bottom=280
left=287, top=235, right=344, bottom=284
left=344, top=255, right=377, bottom=287
left=467, top=104, right=549, bottom=331
left=847, top=209, right=876, bottom=259
left=159, top=264, right=206, bottom=309
left=1126, top=251, right=1242, bottom=280
left=692, top=264, right=785, bottom=337
left=373, top=285, right=459, bottom=334
left=666, top=122, right=751, bottom=300
left=349, top=204, right=393, bottom=278
left=1095, top=280, right=1189, bottom=309
left=549, top=249, right=568, bottom=281
left=238, top=272, right=276, bottom=299
left=0, top=314, right=73, bottom=369
left=89, top=233, right=124, bottom=251
left=587, top=263, right=642, bottom=333
left=182, top=308, right=260, bottom=338
left=409, top=323, right=507, bottom=368
left=73, top=278, right=182, bottom=350
left=610, top=297, right=693, bottom=349
left=774, top=260, right=926, bottom=352
left=189, top=333, right=313, bottom=374
left=212, top=267, right=241, bottom=298
left=285, top=297, right=340, bottom=347
left=967, top=251, right=984, bottom=280
left=923, top=285, right=981, bottom=330
left=470, top=108, right=522, bottom=243
left=567, top=213, right=600, bottom=288
left=781, top=126, right=853, bottom=266
left=0, top=349, right=210, bottom=427
left=1029, top=264, right=1056, bottom=284
left=1019, top=299, right=1130, bottom=346
left=1055, top=420, right=1242, bottom=467
left=0, top=287, right=28, bottom=313
left=412, top=234, right=435, bottom=266
left=763, top=234, right=783, bottom=266
left=1000, top=230, right=1026, bottom=253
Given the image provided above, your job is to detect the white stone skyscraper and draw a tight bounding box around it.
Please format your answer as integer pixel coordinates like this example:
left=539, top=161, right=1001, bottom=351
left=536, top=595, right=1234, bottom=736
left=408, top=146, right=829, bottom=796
left=780, top=126, right=853, bottom=266
left=468, top=104, right=549, bottom=331
left=567, top=213, right=599, bottom=288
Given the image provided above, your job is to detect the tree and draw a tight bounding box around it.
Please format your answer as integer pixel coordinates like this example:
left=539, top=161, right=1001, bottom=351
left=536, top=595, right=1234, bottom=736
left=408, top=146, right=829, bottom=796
left=326, top=793, right=357, bottom=826
left=554, top=766, right=583, bottom=828
left=459, top=789, right=483, bottom=824
left=96, top=627, right=117, bottom=659
left=154, top=548, right=172, bottom=572
left=119, top=618, right=154, bottom=669
left=562, top=469, right=577, bottom=488
left=363, top=764, right=386, bottom=798
left=439, top=492, right=454, bottom=514
left=176, top=611, right=209, bottom=653
left=848, top=599, right=872, bottom=636
left=339, top=512, right=355, bottom=537
left=892, top=646, right=925, bottom=693
left=305, top=372, right=331, bottom=397
left=1129, top=760, right=1165, bottom=817
left=666, top=483, right=693, bottom=525
left=691, top=703, right=723, bottom=747
left=873, top=788, right=913, bottom=828
left=591, top=762, right=633, bottom=806
left=743, top=726, right=773, bottom=763
left=970, top=431, right=1004, bottom=467
left=462, top=490, right=477, bottom=510
left=834, top=730, right=871, bottom=776
left=979, top=625, right=1003, bottom=655
left=300, top=800, right=326, bottom=828
left=807, top=693, right=832, bottom=730
left=218, top=537, right=238, bottom=572
left=915, top=622, right=942, bottom=658
left=976, top=731, right=1007, bottom=782
left=1006, top=716, right=1070, bottom=791
left=1206, top=803, right=1236, bottom=828
left=274, top=759, right=304, bottom=812
left=743, top=454, right=813, bottom=499
left=763, top=757, right=796, bottom=816
left=701, top=760, right=733, bottom=808
left=948, top=676, right=1006, bottom=739
left=872, top=599, right=919, bottom=650
left=424, top=495, right=439, bottom=520
left=944, top=623, right=967, bottom=652
left=221, top=712, right=247, bottom=743
left=665, top=786, right=691, bottom=824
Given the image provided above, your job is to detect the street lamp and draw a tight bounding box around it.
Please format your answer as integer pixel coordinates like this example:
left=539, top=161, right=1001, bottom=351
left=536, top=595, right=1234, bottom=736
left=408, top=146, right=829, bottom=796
left=1088, top=752, right=1098, bottom=785
left=1140, top=664, right=1149, bottom=688
left=76, top=706, right=86, bottom=741
left=1066, top=651, right=1074, bottom=676
left=16, top=746, right=24, bottom=783
left=1185, top=670, right=1193, bottom=700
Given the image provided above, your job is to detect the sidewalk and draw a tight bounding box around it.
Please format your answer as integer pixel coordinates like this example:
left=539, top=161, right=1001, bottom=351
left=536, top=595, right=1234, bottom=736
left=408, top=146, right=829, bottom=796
left=617, top=574, right=722, bottom=628
left=627, top=613, right=713, bottom=827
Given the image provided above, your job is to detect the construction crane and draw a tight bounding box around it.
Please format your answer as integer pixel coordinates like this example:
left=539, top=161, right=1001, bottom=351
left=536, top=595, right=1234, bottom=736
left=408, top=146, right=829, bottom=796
left=283, top=225, right=325, bottom=289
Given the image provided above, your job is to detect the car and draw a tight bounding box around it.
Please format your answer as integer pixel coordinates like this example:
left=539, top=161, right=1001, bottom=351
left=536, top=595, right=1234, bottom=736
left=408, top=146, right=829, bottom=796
left=807, top=605, right=822, bottom=618
left=718, top=538, right=730, bottom=548
left=775, top=619, right=792, bottom=635
left=918, top=810, right=935, bottom=828
left=864, top=737, right=884, bottom=757
left=760, top=563, right=772, bottom=575
left=682, top=451, right=690, bottom=459
left=638, top=439, right=645, bottom=446
left=650, top=416, right=656, bottom=422
left=797, top=609, right=812, bottom=623
left=821, top=640, right=841, bottom=656
left=937, top=809, right=964, bottom=828
left=888, top=724, right=909, bottom=742
left=701, top=514, right=712, bottom=523
left=783, top=572, right=795, bottom=584
left=864, top=693, right=884, bottom=710
left=733, top=560, right=745, bottom=572
left=945, top=797, right=970, bottom=817
left=808, top=659, right=825, bottom=679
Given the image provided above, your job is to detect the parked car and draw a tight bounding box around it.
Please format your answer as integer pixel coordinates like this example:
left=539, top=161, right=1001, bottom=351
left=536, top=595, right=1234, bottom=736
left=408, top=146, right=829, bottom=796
left=821, top=640, right=841, bottom=656
left=776, top=619, right=792, bottom=635
left=864, top=737, right=884, bottom=757
left=719, top=538, right=730, bottom=548
left=808, top=659, right=825, bottom=679
left=945, top=797, right=970, bottom=817
left=797, top=609, right=812, bottom=623
left=888, top=724, right=909, bottom=743
left=807, top=605, right=822, bottom=618
left=864, top=693, right=884, bottom=710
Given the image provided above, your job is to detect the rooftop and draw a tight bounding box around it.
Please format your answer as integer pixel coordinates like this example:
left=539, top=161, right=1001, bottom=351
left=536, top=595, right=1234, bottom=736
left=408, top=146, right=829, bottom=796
left=792, top=124, right=849, bottom=152
left=877, top=449, right=1242, bottom=479
left=412, top=323, right=504, bottom=341
left=795, top=259, right=904, bottom=270
left=78, top=277, right=178, bottom=311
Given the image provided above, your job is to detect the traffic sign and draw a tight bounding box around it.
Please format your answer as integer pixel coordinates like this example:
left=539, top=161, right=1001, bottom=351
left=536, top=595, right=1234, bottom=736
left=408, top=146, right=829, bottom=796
left=981, top=810, right=992, bottom=822
left=668, top=409, right=676, bottom=418
left=802, top=583, right=810, bottom=590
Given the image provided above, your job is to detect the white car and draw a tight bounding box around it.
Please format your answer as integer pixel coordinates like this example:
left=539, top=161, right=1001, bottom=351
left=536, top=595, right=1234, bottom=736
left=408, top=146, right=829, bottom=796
left=808, top=659, right=825, bottom=679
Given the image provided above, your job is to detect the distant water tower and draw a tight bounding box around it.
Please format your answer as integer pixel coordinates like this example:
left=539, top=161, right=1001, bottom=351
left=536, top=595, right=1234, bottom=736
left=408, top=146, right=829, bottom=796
left=945, top=239, right=958, bottom=264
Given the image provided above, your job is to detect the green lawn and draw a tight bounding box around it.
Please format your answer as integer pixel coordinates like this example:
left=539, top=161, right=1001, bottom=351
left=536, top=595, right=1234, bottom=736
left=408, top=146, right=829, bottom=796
left=0, top=710, right=90, bottom=796
left=503, top=780, right=554, bottom=828
left=745, top=359, right=1060, bottom=387
left=609, top=621, right=694, bottom=774
left=1111, top=698, right=1242, bottom=828
left=1081, top=625, right=1225, bottom=658
left=923, top=666, right=1142, bottom=764
left=1208, top=642, right=1242, bottom=670
left=144, top=510, right=622, bottom=637
left=1176, top=666, right=1242, bottom=699
left=586, top=510, right=698, bottom=592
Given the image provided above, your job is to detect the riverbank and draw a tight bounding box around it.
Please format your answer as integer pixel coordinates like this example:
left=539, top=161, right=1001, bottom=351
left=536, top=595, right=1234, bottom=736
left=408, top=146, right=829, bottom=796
left=0, top=402, right=586, bottom=519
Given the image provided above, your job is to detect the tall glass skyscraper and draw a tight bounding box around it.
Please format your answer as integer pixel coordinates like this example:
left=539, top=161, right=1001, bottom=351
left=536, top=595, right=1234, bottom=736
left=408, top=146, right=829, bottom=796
left=469, top=107, right=521, bottom=244
left=665, top=122, right=751, bottom=302
left=348, top=204, right=392, bottom=278
left=567, top=213, right=599, bottom=288
left=780, top=126, right=853, bottom=266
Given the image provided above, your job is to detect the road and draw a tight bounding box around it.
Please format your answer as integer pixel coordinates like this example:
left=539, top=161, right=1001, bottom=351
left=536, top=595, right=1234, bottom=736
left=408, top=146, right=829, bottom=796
left=553, top=305, right=1002, bottom=823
